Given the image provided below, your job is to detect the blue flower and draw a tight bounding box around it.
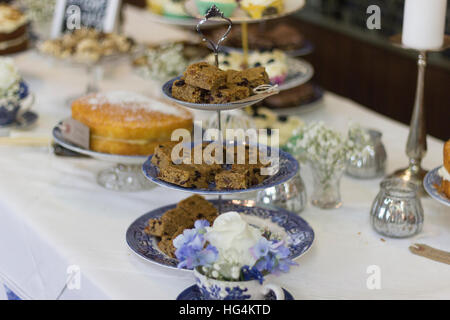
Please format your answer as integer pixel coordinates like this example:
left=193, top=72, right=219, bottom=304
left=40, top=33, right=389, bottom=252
left=251, top=239, right=297, bottom=275
left=250, top=238, right=271, bottom=260
left=194, top=219, right=210, bottom=235
left=242, top=265, right=265, bottom=284
left=195, top=219, right=210, bottom=230
left=173, top=220, right=218, bottom=270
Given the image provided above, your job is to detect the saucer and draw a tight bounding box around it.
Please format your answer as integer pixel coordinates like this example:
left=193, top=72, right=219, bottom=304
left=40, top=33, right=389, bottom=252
left=0, top=111, right=38, bottom=131
left=177, top=285, right=294, bottom=300
left=424, top=166, right=450, bottom=207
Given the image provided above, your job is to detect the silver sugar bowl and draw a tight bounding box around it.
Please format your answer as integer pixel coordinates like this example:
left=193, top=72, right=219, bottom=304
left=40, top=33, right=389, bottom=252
left=256, top=172, right=307, bottom=214
left=370, top=178, right=424, bottom=238
left=347, top=129, right=387, bottom=179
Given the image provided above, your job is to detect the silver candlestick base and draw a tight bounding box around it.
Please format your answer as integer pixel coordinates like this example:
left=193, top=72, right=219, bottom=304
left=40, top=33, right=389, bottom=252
left=387, top=35, right=450, bottom=197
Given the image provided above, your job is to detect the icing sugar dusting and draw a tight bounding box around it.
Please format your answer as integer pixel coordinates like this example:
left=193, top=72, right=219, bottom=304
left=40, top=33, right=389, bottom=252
left=87, top=91, right=183, bottom=116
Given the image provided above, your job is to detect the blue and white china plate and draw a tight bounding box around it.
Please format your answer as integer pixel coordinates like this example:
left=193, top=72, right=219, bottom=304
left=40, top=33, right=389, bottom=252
left=126, top=199, right=315, bottom=270
left=177, top=285, right=294, bottom=300
left=142, top=146, right=299, bottom=195
left=52, top=122, right=148, bottom=165
left=424, top=166, right=450, bottom=207
left=276, top=58, right=314, bottom=92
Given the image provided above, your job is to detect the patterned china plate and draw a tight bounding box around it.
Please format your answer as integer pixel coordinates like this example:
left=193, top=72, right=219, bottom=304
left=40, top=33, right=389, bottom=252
left=177, top=285, right=294, bottom=300
left=424, top=166, right=450, bottom=207
left=142, top=146, right=299, bottom=195
left=126, top=199, right=315, bottom=270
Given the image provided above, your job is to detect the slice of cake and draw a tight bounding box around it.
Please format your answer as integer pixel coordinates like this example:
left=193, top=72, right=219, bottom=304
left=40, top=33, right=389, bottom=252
left=145, top=195, right=219, bottom=258
left=183, top=62, right=227, bottom=91
left=0, top=4, right=28, bottom=55
left=71, top=91, right=193, bottom=155
left=438, top=140, right=450, bottom=198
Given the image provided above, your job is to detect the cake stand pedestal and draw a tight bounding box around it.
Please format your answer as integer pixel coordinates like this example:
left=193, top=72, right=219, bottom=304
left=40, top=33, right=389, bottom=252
left=387, top=35, right=450, bottom=196
left=52, top=125, right=154, bottom=192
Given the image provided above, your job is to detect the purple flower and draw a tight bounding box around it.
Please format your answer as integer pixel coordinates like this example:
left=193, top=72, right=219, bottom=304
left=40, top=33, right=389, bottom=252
left=250, top=238, right=271, bottom=260
left=251, top=239, right=297, bottom=275
left=174, top=220, right=218, bottom=269
left=194, top=220, right=210, bottom=234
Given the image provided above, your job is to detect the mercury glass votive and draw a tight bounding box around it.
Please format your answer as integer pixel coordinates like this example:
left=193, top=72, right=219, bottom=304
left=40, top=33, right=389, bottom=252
left=256, top=172, right=307, bottom=214
left=347, top=129, right=387, bottom=179
left=370, top=178, right=424, bottom=238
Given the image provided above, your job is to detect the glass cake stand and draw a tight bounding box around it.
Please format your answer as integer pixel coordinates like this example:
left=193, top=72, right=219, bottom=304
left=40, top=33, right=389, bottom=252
left=37, top=49, right=137, bottom=104
left=52, top=124, right=154, bottom=192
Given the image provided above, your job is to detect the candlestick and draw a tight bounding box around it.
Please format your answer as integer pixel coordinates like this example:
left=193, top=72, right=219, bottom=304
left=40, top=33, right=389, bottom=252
left=402, top=0, right=447, bottom=50
left=388, top=35, right=450, bottom=196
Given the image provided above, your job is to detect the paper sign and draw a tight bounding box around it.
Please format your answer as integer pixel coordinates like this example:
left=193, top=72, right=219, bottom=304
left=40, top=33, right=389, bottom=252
left=59, top=118, right=90, bottom=150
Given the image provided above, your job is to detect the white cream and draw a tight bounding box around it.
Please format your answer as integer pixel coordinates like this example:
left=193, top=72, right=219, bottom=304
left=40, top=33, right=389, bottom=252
left=438, top=166, right=450, bottom=181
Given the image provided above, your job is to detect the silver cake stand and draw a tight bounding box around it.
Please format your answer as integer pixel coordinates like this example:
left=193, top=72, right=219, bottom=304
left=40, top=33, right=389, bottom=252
left=151, top=6, right=300, bottom=214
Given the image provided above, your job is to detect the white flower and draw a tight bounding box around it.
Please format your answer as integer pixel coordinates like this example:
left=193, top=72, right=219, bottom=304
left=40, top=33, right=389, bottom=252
left=0, top=58, right=20, bottom=94
left=206, top=212, right=261, bottom=271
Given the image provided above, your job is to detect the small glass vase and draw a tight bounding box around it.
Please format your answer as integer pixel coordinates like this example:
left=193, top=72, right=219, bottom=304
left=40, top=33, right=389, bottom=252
left=309, top=160, right=346, bottom=209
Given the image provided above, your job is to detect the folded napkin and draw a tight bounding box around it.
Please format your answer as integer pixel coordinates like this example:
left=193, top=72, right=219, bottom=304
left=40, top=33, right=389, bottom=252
left=409, top=244, right=450, bottom=265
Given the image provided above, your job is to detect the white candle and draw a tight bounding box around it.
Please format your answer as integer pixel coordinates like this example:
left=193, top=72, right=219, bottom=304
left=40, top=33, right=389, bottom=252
left=402, top=0, right=448, bottom=50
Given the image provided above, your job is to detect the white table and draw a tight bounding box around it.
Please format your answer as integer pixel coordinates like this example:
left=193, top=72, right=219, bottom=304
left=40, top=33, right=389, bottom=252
left=0, top=6, right=449, bottom=300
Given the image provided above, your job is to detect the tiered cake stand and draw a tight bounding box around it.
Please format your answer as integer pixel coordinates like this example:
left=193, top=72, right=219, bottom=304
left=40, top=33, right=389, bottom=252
left=126, top=7, right=314, bottom=272
left=135, top=0, right=313, bottom=93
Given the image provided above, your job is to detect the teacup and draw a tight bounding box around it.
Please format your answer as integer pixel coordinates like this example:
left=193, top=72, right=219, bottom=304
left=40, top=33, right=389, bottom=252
left=194, top=268, right=285, bottom=300
left=0, top=81, right=34, bottom=126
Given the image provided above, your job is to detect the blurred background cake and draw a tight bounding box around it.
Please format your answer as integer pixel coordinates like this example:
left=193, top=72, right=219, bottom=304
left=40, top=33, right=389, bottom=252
left=262, top=82, right=318, bottom=109
left=133, top=41, right=210, bottom=81
left=240, top=0, right=283, bottom=19
left=205, top=20, right=305, bottom=52
left=206, top=49, right=288, bottom=85
left=0, top=4, right=29, bottom=55
left=71, top=91, right=193, bottom=155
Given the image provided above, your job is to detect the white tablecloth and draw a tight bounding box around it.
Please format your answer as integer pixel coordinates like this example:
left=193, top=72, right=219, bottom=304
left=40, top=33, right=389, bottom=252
left=0, top=6, right=449, bottom=300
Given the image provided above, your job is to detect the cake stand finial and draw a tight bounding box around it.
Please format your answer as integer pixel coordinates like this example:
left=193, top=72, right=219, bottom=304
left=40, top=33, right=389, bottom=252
left=196, top=5, right=232, bottom=67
